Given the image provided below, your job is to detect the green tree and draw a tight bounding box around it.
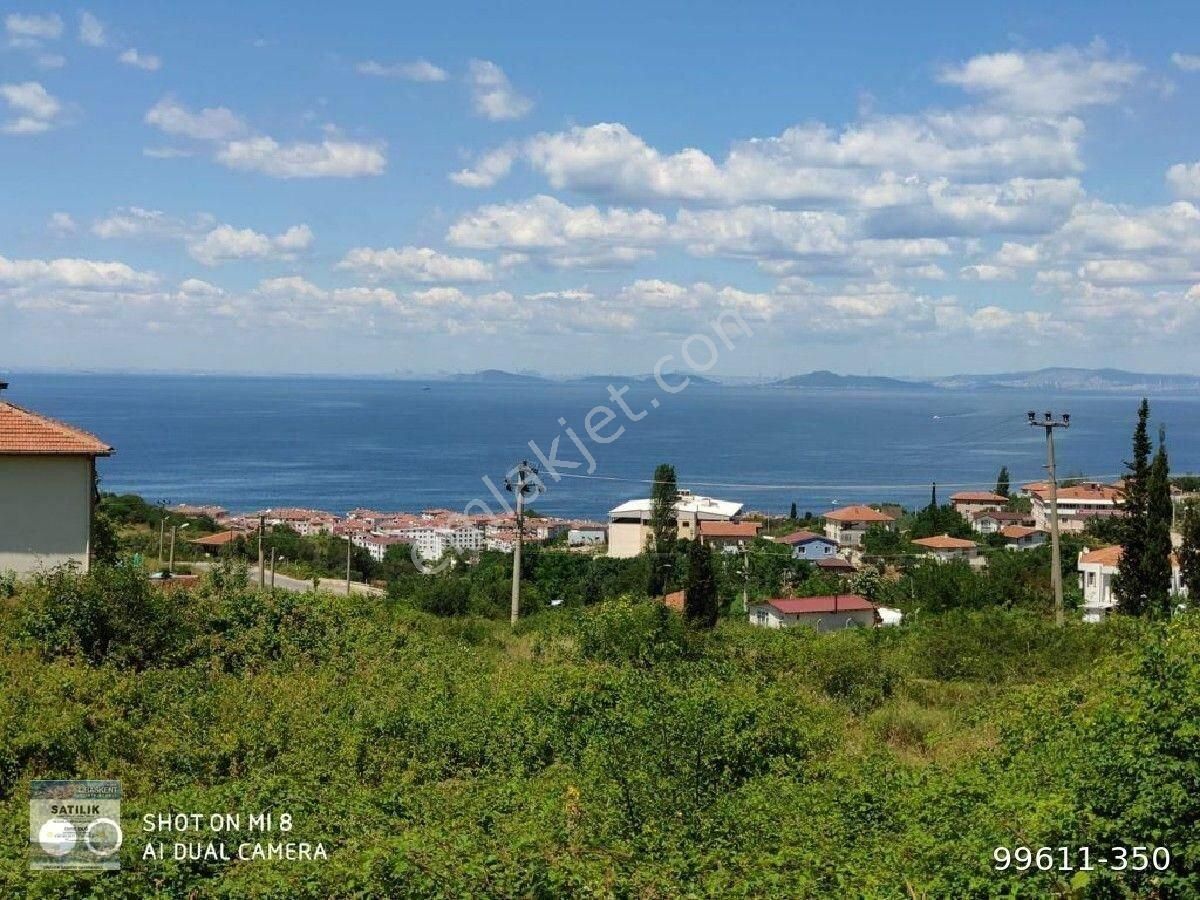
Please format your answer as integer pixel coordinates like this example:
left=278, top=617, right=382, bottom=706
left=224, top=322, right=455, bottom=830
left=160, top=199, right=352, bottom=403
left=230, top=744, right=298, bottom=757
left=995, top=466, right=1010, bottom=498
left=1179, top=501, right=1200, bottom=599
left=683, top=539, right=718, bottom=628
left=1145, top=427, right=1174, bottom=616
left=647, top=463, right=679, bottom=596
left=789, top=501, right=798, bottom=520
left=1115, top=399, right=1152, bottom=615
left=91, top=511, right=120, bottom=566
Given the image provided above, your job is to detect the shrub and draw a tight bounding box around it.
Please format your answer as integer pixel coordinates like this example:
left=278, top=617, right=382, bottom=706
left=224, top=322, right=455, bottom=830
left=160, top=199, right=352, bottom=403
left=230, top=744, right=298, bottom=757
left=574, top=596, right=691, bottom=667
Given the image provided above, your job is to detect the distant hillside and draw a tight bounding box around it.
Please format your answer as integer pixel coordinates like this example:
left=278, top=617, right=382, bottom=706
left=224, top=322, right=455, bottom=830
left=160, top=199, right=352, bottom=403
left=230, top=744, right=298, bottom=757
left=933, top=367, right=1200, bottom=392
left=767, top=370, right=934, bottom=391
left=451, top=369, right=550, bottom=384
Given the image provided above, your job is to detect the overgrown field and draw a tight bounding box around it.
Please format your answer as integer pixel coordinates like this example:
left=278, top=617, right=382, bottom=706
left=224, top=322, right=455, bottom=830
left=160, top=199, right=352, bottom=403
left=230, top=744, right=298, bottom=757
left=1, top=565, right=1197, bottom=897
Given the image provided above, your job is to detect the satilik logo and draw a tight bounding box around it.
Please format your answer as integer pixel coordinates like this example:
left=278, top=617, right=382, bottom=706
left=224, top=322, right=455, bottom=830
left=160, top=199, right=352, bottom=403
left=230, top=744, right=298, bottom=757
left=29, top=780, right=123, bottom=871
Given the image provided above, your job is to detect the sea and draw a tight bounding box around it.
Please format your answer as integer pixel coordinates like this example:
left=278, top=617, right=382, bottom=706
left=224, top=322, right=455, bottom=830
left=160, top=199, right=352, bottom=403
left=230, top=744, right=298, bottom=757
left=7, top=373, right=1200, bottom=520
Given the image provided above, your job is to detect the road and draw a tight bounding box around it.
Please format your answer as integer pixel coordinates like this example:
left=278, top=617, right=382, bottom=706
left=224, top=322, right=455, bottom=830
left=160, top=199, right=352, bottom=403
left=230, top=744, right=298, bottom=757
left=191, top=561, right=384, bottom=597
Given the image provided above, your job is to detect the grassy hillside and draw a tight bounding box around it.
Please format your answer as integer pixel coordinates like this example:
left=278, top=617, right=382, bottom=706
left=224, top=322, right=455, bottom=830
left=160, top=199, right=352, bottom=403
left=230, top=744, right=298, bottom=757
left=1, top=563, right=1197, bottom=897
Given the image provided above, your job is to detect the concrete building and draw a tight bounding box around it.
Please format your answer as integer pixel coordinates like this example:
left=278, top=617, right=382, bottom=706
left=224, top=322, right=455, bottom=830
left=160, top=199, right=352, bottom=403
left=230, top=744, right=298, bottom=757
left=911, top=534, right=981, bottom=564
left=568, top=526, right=607, bottom=547
left=949, top=491, right=1008, bottom=518
left=822, top=505, right=896, bottom=547
left=0, top=393, right=112, bottom=576
left=1077, top=545, right=1186, bottom=622
left=607, top=490, right=743, bottom=558
left=748, top=594, right=878, bottom=631
left=1030, top=482, right=1123, bottom=533
left=778, top=529, right=840, bottom=561
left=698, top=520, right=760, bottom=553
left=1000, top=525, right=1047, bottom=551
left=971, top=509, right=1034, bottom=534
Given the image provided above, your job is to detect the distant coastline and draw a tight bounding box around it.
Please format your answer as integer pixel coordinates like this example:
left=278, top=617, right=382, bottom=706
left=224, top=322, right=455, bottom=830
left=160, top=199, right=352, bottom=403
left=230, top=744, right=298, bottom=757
left=8, top=366, right=1200, bottom=393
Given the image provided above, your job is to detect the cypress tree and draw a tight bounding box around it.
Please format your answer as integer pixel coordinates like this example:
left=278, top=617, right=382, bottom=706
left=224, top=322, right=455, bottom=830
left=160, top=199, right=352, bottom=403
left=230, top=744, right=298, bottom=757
left=683, top=539, right=719, bottom=628
left=1114, top=399, right=1152, bottom=615
left=995, top=466, right=1010, bottom=498
left=790, top=501, right=798, bottom=521
left=1144, top=427, right=1173, bottom=616
left=646, top=463, right=678, bottom=596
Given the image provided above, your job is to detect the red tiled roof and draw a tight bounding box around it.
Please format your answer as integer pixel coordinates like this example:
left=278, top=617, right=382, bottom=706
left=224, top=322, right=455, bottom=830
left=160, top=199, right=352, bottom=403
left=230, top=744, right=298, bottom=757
left=972, top=509, right=1028, bottom=522
left=1000, top=525, right=1043, bottom=540
left=767, top=594, right=875, bottom=614
left=779, top=529, right=833, bottom=545
left=912, top=534, right=977, bottom=550
left=950, top=491, right=1007, bottom=503
left=1079, top=545, right=1122, bottom=566
left=824, top=505, right=895, bottom=523
left=190, top=531, right=241, bottom=546
left=698, top=520, right=760, bottom=539
left=0, top=401, right=112, bottom=456
left=1031, top=482, right=1122, bottom=502
left=662, top=589, right=685, bottom=611
left=816, top=557, right=856, bottom=571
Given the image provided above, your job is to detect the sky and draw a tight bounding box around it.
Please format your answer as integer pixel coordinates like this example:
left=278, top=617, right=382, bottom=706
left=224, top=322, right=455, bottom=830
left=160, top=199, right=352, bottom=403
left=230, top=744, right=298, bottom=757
left=2, top=0, right=1200, bottom=377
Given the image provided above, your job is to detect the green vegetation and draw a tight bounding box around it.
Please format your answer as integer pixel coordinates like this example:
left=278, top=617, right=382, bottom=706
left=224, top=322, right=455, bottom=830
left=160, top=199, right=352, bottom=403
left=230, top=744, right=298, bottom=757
left=1115, top=400, right=1175, bottom=616
left=1, top=564, right=1197, bottom=897
left=646, top=462, right=678, bottom=596
left=995, top=464, right=1010, bottom=497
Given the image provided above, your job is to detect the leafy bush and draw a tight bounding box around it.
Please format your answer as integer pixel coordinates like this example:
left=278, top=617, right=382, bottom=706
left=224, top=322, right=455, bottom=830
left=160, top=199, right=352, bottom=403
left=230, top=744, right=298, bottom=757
left=573, top=596, right=691, bottom=667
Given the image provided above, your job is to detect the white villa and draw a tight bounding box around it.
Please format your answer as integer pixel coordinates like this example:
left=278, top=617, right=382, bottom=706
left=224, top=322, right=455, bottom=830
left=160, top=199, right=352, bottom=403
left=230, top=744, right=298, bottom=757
left=1077, top=545, right=1187, bottom=622
left=1031, top=482, right=1123, bottom=533
left=607, top=490, right=743, bottom=558
left=911, top=534, right=982, bottom=565
left=823, top=505, right=896, bottom=547
left=748, top=594, right=879, bottom=632
left=1000, top=525, right=1048, bottom=551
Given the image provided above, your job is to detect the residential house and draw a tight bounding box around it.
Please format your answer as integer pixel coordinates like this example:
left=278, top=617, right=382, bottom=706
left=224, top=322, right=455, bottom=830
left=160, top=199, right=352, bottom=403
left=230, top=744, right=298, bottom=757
left=1077, top=545, right=1187, bottom=622
left=911, top=534, right=981, bottom=564
left=971, top=508, right=1034, bottom=534
left=698, top=520, right=760, bottom=553
left=815, top=556, right=857, bottom=575
left=822, top=505, right=896, bottom=547
left=747, top=594, right=879, bottom=631
left=189, top=530, right=243, bottom=556
left=0, top=390, right=113, bottom=576
left=999, top=525, right=1047, bottom=551
left=169, top=503, right=228, bottom=521
left=359, top=533, right=409, bottom=563
left=607, top=490, right=743, bottom=559
left=1030, top=482, right=1123, bottom=533
left=568, top=525, right=607, bottom=547
left=950, top=491, right=1008, bottom=518
left=779, top=529, right=840, bottom=561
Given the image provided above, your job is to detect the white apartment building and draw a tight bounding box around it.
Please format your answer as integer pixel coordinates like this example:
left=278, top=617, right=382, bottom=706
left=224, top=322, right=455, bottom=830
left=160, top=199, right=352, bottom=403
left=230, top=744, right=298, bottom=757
left=1077, top=545, right=1187, bottom=622
left=607, top=490, right=743, bottom=559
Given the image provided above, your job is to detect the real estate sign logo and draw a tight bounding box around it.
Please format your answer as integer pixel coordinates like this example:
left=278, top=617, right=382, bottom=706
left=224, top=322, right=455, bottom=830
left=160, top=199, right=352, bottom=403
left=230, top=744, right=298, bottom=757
left=29, top=780, right=123, bottom=871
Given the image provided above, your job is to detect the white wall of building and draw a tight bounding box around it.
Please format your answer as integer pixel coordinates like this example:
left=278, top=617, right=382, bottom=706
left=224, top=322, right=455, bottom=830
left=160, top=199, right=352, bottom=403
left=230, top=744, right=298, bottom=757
left=0, top=456, right=94, bottom=576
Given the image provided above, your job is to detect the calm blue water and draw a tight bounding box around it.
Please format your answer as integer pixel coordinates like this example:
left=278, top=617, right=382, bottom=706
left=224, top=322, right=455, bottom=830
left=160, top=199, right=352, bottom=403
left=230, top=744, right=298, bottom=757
left=6, top=374, right=1199, bottom=519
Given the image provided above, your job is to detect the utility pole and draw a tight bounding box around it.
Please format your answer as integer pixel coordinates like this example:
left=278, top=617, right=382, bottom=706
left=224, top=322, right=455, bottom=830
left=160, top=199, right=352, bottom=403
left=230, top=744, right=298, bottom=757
left=270, top=547, right=276, bottom=590
left=1030, top=410, right=1070, bottom=627
left=169, top=525, right=177, bottom=574
left=505, top=460, right=543, bottom=625
left=741, top=544, right=750, bottom=615
left=258, top=515, right=266, bottom=590
left=345, top=537, right=352, bottom=596
left=157, top=500, right=169, bottom=569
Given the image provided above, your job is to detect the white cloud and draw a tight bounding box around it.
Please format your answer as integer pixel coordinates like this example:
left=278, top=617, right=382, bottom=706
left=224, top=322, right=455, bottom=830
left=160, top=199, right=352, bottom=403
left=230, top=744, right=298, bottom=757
left=119, top=48, right=161, bottom=71
left=91, top=207, right=198, bottom=240
left=960, top=263, right=1015, bottom=281
left=78, top=11, right=106, bottom=46
left=458, top=115, right=1084, bottom=202
left=1054, top=200, right=1200, bottom=255
left=865, top=177, right=1083, bottom=237
left=994, top=241, right=1040, bottom=266
left=47, top=212, right=77, bottom=235
left=1166, top=162, right=1200, bottom=199
left=672, top=206, right=850, bottom=258
left=5, top=13, right=63, bottom=42
left=35, top=53, right=64, bottom=69
left=466, top=59, right=532, bottom=120
left=145, top=97, right=246, bottom=140
left=178, top=278, right=223, bottom=296
left=939, top=42, right=1141, bottom=114
left=447, top=195, right=666, bottom=269
left=215, top=137, right=386, bottom=178
left=1171, top=52, right=1200, bottom=72
left=0, top=254, right=155, bottom=289
left=0, top=81, right=63, bottom=134
left=356, top=59, right=447, bottom=82
left=187, top=223, right=314, bottom=265
left=337, top=246, right=494, bottom=282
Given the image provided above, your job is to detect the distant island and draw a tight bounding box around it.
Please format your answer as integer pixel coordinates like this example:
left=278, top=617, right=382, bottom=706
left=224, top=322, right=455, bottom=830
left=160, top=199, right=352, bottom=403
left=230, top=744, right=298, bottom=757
left=450, top=366, right=1200, bottom=393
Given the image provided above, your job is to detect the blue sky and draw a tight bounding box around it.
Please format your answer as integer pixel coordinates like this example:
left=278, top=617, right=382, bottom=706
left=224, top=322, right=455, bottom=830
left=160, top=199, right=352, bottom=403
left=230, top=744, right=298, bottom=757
left=2, top=0, right=1200, bottom=376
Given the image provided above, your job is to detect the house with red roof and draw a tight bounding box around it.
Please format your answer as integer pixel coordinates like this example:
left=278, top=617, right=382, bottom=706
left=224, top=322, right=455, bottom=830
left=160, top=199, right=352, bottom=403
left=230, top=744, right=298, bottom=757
left=911, top=534, right=981, bottom=564
left=1077, top=545, right=1186, bottom=622
left=949, top=490, right=1008, bottom=518
left=698, top=519, right=760, bottom=553
left=822, top=505, right=896, bottom=547
left=0, top=385, right=113, bottom=576
left=999, top=525, right=1047, bottom=551
left=747, top=594, right=879, bottom=631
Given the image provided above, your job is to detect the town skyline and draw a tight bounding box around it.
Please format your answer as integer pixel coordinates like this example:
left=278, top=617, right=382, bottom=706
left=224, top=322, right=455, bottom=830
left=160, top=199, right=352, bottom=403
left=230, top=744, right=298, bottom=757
left=3, top=2, right=1200, bottom=376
